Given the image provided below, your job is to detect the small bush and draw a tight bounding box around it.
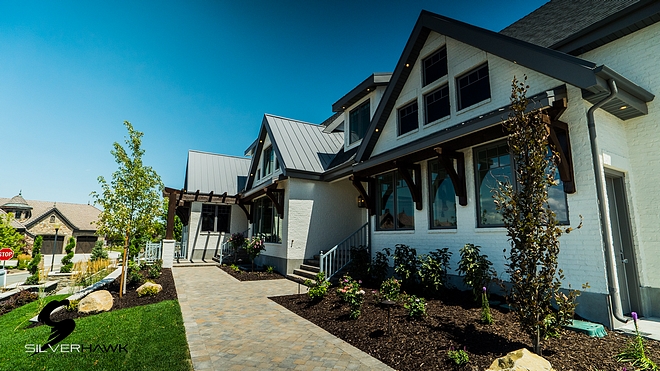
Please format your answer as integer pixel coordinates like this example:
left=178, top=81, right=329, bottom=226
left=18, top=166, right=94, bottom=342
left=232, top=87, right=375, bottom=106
left=90, top=240, right=108, bottom=261
left=148, top=259, right=162, bottom=279
left=304, top=272, right=330, bottom=302
left=336, top=274, right=365, bottom=319
left=347, top=245, right=370, bottom=281
left=418, top=248, right=452, bottom=293
left=447, top=347, right=470, bottom=366
left=265, top=265, right=274, bottom=274
left=378, top=277, right=401, bottom=302
left=66, top=300, right=80, bottom=312
left=59, top=237, right=75, bottom=273
left=137, top=285, right=160, bottom=297
left=456, top=243, right=496, bottom=299
left=404, top=295, right=426, bottom=318
left=16, top=254, right=31, bottom=269
left=393, top=244, right=418, bottom=289
left=616, top=312, right=658, bottom=370
left=370, top=248, right=391, bottom=286
left=229, top=264, right=240, bottom=272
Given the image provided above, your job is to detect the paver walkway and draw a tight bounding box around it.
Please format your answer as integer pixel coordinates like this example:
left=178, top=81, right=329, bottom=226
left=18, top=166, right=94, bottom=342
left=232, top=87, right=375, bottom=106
left=173, top=266, right=394, bottom=371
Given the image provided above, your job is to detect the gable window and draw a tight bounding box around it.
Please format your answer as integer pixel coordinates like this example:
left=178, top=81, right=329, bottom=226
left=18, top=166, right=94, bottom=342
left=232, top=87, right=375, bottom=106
left=398, top=101, right=418, bottom=136
left=428, top=159, right=457, bottom=228
left=349, top=100, right=370, bottom=144
left=49, top=215, right=56, bottom=223
left=424, top=85, right=450, bottom=124
left=201, top=204, right=231, bottom=233
left=263, top=146, right=274, bottom=176
left=253, top=196, right=282, bottom=243
left=376, top=171, right=414, bottom=231
left=474, top=141, right=569, bottom=227
left=457, top=63, right=490, bottom=110
left=423, top=46, right=448, bottom=86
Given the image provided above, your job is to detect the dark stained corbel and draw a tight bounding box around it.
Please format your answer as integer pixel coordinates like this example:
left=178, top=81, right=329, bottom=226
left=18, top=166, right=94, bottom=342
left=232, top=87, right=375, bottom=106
left=350, top=176, right=374, bottom=215
left=548, top=119, right=576, bottom=193
left=265, top=188, right=285, bottom=218
left=397, top=163, right=422, bottom=210
left=237, top=201, right=253, bottom=224
left=435, top=148, right=467, bottom=206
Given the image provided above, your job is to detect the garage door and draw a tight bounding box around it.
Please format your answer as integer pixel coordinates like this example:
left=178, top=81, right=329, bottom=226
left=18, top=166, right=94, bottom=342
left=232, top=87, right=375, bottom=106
left=40, top=235, right=65, bottom=255
left=76, top=236, right=98, bottom=254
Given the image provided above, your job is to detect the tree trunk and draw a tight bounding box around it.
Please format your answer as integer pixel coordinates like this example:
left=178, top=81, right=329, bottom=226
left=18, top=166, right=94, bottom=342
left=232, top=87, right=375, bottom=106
left=119, top=232, right=129, bottom=298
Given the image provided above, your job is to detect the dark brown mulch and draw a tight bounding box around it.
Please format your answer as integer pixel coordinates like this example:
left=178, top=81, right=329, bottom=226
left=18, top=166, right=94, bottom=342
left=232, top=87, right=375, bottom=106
left=0, top=290, right=38, bottom=316
left=30, top=268, right=177, bottom=326
left=218, top=265, right=285, bottom=281
left=270, top=290, right=660, bottom=371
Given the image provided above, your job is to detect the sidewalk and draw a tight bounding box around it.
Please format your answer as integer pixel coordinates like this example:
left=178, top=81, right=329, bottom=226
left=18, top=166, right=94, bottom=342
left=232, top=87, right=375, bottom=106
left=173, top=266, right=393, bottom=371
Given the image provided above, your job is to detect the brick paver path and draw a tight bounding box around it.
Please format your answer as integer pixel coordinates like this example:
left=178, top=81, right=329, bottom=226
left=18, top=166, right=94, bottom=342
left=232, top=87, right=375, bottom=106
left=173, top=266, right=394, bottom=371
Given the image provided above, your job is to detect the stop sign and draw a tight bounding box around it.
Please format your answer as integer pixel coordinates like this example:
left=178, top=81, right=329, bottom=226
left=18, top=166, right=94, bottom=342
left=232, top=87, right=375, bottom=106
left=0, top=248, right=14, bottom=261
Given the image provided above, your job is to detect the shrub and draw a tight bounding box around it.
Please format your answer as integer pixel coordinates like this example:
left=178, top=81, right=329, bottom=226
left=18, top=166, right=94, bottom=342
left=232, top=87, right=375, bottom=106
left=265, top=265, right=274, bottom=274
left=137, top=284, right=160, bottom=297
left=59, top=237, right=75, bottom=273
left=336, top=274, right=365, bottom=319
left=404, top=295, right=426, bottom=318
left=16, top=254, right=31, bottom=270
left=229, top=264, right=240, bottom=272
left=127, top=260, right=144, bottom=285
left=393, top=244, right=418, bottom=289
left=456, top=243, right=496, bottom=299
left=370, top=248, right=391, bottom=286
left=616, top=312, right=658, bottom=370
left=244, top=236, right=265, bottom=271
left=90, top=240, right=108, bottom=261
left=25, top=237, right=42, bottom=285
left=66, top=300, right=80, bottom=312
left=447, top=347, right=470, bottom=366
left=418, top=248, right=452, bottom=293
left=347, top=245, right=370, bottom=281
left=481, top=287, right=493, bottom=325
left=304, top=272, right=330, bottom=302
left=378, top=277, right=401, bottom=302
left=147, top=259, right=162, bottom=279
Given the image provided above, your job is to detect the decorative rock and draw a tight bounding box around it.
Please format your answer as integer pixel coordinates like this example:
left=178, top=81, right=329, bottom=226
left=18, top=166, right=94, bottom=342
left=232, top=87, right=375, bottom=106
left=78, top=290, right=113, bottom=314
left=136, top=282, right=162, bottom=296
left=487, top=348, right=556, bottom=371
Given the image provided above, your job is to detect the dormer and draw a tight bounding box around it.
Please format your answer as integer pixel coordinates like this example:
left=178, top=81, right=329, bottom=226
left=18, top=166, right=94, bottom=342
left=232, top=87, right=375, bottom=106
left=326, top=73, right=392, bottom=151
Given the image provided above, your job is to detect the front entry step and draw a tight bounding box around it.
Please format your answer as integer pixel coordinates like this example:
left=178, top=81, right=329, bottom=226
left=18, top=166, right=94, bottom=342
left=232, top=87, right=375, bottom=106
left=287, top=257, right=321, bottom=285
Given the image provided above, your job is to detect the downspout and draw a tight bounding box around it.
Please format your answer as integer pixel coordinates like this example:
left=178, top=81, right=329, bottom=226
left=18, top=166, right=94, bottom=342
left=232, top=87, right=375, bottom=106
left=586, top=79, right=628, bottom=325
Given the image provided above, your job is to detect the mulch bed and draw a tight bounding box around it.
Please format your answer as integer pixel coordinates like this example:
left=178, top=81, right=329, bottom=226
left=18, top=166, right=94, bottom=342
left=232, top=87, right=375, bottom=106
left=0, top=290, right=38, bottom=316
left=270, top=289, right=660, bottom=371
left=30, top=268, right=177, bottom=326
left=218, top=265, right=285, bottom=281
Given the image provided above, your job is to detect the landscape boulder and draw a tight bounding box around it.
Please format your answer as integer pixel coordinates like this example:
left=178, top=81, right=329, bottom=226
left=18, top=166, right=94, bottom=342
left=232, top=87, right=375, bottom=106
left=136, top=281, right=162, bottom=296
left=78, top=290, right=113, bottom=314
left=487, top=348, right=555, bottom=371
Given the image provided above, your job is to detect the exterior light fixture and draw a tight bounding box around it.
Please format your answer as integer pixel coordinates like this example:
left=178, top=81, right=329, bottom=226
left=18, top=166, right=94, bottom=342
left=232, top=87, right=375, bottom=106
left=405, top=63, right=410, bottom=67
left=620, top=105, right=628, bottom=110
left=357, top=195, right=366, bottom=208
left=375, top=128, right=379, bottom=132
left=50, top=224, right=61, bottom=273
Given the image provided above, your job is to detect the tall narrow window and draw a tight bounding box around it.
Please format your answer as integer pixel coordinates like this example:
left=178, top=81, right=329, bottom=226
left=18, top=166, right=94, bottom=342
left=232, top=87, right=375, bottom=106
left=263, top=146, right=273, bottom=176
left=376, top=171, right=414, bottom=230
left=349, top=100, right=370, bottom=144
left=457, top=64, right=490, bottom=110
left=254, top=196, right=282, bottom=243
left=424, top=85, right=450, bottom=124
left=428, top=159, right=457, bottom=228
left=423, top=46, right=448, bottom=86
left=398, top=101, right=418, bottom=136
left=475, top=142, right=511, bottom=227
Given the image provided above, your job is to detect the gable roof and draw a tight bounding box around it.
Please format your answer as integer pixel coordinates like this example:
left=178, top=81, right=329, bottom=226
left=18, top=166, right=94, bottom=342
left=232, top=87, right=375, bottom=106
left=184, top=150, right=251, bottom=195
left=0, top=197, right=101, bottom=232
left=355, top=10, right=654, bottom=163
left=0, top=209, right=26, bottom=231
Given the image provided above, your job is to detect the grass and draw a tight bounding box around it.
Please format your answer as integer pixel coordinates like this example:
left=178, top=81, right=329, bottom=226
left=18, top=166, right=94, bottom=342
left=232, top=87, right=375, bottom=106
left=0, top=296, right=192, bottom=371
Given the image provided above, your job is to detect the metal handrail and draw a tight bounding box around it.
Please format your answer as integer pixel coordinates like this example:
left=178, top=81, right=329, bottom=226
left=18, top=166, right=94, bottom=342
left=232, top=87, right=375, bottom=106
left=319, top=222, right=369, bottom=279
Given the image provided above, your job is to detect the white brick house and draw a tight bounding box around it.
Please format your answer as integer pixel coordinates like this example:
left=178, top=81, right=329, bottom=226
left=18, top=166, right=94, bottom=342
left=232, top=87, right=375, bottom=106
left=165, top=1, right=660, bottom=328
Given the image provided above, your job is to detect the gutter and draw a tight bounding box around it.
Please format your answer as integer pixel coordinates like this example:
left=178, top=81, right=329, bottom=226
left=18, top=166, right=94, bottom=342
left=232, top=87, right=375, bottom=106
left=586, top=79, right=629, bottom=325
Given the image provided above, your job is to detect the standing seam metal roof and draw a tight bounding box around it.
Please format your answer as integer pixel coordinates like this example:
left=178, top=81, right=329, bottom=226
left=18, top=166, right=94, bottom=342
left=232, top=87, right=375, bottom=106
left=184, top=151, right=251, bottom=194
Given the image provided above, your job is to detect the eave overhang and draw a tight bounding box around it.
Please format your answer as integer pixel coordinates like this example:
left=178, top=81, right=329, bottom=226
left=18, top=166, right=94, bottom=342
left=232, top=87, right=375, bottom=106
left=331, top=73, right=392, bottom=113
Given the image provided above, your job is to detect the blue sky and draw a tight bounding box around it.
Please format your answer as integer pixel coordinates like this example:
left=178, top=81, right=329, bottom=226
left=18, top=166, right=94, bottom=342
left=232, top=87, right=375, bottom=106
left=0, top=0, right=547, bottom=205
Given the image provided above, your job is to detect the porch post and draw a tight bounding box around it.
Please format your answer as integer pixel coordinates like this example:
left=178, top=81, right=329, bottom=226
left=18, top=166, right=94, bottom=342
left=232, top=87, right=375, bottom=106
left=162, top=240, right=175, bottom=268
left=166, top=191, right=177, bottom=240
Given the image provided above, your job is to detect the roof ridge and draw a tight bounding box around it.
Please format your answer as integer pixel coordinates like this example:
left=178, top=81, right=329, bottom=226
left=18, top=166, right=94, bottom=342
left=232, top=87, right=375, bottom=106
left=188, top=150, right=251, bottom=160
left=264, top=113, right=320, bottom=127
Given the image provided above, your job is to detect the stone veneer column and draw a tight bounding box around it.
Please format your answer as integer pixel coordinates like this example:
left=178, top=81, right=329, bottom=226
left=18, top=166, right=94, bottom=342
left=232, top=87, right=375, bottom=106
left=161, top=240, right=175, bottom=268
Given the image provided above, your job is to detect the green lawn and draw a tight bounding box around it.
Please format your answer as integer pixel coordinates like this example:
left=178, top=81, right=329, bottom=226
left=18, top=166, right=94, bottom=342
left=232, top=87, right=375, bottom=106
left=0, top=295, right=192, bottom=371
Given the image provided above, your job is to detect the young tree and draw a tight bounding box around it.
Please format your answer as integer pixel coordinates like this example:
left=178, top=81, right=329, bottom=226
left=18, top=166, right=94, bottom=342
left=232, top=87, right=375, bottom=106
left=60, top=237, right=75, bottom=273
left=494, top=77, right=580, bottom=355
left=25, top=235, right=42, bottom=285
left=91, top=121, right=163, bottom=296
left=0, top=212, right=25, bottom=256
left=90, top=240, right=108, bottom=261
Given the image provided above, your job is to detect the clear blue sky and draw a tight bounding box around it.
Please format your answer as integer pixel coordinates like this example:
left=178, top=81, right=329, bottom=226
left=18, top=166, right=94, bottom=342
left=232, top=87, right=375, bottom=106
left=0, top=0, right=547, bottom=205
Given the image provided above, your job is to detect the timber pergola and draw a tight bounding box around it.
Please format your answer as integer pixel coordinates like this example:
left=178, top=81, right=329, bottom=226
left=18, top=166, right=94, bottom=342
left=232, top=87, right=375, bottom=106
left=163, top=187, right=240, bottom=240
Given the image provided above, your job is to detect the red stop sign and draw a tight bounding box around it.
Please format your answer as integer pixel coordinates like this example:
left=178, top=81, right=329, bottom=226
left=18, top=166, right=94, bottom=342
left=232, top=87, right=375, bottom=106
left=0, top=248, right=14, bottom=261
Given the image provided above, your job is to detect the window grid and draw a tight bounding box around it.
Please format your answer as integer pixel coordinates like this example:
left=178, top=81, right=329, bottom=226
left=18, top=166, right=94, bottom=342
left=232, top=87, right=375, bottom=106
left=424, top=85, right=450, bottom=125
left=349, top=100, right=370, bottom=144
left=428, top=159, right=457, bottom=229
left=398, top=101, right=419, bottom=136
left=457, top=64, right=490, bottom=110
left=423, top=47, right=448, bottom=86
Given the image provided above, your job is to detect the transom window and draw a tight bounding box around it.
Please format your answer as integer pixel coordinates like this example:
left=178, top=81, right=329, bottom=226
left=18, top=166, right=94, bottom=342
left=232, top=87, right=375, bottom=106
left=253, top=196, right=282, bottom=243
left=201, top=204, right=231, bottom=233
left=349, top=100, right=370, bottom=144
left=457, top=64, right=490, bottom=110
left=424, top=85, right=450, bottom=124
left=474, top=141, right=569, bottom=227
left=263, top=146, right=274, bottom=176
left=423, top=46, right=448, bottom=86
left=428, top=159, right=457, bottom=229
left=398, top=101, right=418, bottom=136
left=376, top=171, right=415, bottom=231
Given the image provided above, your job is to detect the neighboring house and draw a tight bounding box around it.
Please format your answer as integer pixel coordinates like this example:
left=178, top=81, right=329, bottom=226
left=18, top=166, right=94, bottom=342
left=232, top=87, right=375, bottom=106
left=0, top=193, right=102, bottom=254
left=166, top=1, right=660, bottom=329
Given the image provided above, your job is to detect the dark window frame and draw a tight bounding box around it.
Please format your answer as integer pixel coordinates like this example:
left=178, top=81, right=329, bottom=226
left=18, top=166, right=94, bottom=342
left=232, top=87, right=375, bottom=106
left=263, top=146, right=274, bottom=176
left=201, top=204, right=232, bottom=233
left=457, top=63, right=491, bottom=111
left=427, top=159, right=457, bottom=229
left=424, top=84, right=450, bottom=125
left=253, top=196, right=282, bottom=244
left=397, top=100, right=419, bottom=136
left=422, top=46, right=448, bottom=87
left=349, top=100, right=370, bottom=145
left=375, top=170, right=415, bottom=231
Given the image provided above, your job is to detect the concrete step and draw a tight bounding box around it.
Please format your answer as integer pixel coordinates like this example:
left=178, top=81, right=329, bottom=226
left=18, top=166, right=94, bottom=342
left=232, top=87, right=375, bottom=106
left=286, top=273, right=310, bottom=285
left=304, top=259, right=320, bottom=266
left=292, top=268, right=317, bottom=280
left=300, top=264, right=319, bottom=273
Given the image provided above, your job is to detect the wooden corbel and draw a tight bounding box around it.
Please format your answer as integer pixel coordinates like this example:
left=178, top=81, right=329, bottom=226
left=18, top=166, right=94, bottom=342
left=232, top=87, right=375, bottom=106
left=350, top=176, right=374, bottom=215
left=265, top=188, right=285, bottom=218
left=435, top=147, right=467, bottom=206
left=221, top=192, right=227, bottom=203
left=396, top=163, right=422, bottom=210
left=237, top=201, right=253, bottom=224
left=548, top=120, right=576, bottom=193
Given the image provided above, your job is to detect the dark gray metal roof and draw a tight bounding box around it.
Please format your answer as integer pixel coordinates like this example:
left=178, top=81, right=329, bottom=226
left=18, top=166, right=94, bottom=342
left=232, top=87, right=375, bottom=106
left=500, top=0, right=639, bottom=48
left=265, top=114, right=344, bottom=174
left=184, top=150, right=251, bottom=194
